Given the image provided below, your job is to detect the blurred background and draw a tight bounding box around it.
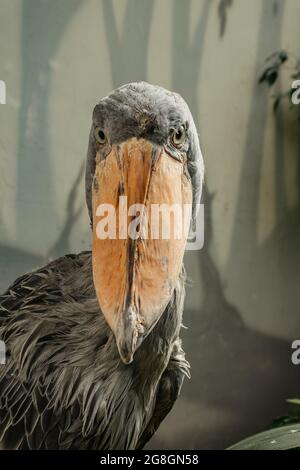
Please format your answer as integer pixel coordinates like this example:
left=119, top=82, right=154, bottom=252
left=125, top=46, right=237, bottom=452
left=0, top=0, right=300, bottom=449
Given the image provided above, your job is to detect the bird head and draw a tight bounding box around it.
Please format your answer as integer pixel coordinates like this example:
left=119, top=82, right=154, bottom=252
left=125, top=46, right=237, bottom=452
left=86, top=82, right=204, bottom=364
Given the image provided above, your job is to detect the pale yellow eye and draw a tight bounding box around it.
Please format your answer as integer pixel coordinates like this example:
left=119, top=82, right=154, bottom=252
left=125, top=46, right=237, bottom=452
left=94, top=127, right=107, bottom=145
left=171, top=126, right=186, bottom=147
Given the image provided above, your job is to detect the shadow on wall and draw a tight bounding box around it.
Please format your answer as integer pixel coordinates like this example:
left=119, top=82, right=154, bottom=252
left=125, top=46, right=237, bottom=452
left=102, top=0, right=154, bottom=88
left=0, top=0, right=300, bottom=450
left=16, top=0, right=82, bottom=244
left=149, top=0, right=300, bottom=449
left=0, top=0, right=84, bottom=291
left=0, top=0, right=154, bottom=291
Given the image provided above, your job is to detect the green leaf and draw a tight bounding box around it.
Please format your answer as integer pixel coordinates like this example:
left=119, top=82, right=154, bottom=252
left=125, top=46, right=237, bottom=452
left=287, top=399, right=300, bottom=406
left=227, top=424, right=300, bottom=450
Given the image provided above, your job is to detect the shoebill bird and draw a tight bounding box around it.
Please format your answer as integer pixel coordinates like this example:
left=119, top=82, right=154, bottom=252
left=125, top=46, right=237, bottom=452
left=0, top=82, right=204, bottom=449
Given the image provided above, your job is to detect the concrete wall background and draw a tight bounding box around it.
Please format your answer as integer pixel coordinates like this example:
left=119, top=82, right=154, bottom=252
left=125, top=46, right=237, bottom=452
left=0, top=0, right=300, bottom=449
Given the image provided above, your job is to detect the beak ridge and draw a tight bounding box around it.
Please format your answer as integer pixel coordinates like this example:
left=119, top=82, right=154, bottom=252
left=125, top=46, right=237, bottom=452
left=92, top=138, right=192, bottom=364
left=115, top=306, right=145, bottom=364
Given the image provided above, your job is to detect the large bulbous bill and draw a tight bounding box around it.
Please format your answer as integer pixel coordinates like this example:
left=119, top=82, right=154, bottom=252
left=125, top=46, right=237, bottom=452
left=92, top=138, right=192, bottom=364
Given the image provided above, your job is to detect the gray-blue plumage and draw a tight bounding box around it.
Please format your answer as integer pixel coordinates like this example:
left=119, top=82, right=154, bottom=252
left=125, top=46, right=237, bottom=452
left=86, top=82, right=204, bottom=225
left=0, top=82, right=203, bottom=449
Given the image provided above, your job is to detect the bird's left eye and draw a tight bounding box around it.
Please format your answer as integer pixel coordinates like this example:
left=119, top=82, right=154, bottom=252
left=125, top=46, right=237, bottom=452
left=171, top=126, right=186, bottom=147
left=94, top=127, right=107, bottom=145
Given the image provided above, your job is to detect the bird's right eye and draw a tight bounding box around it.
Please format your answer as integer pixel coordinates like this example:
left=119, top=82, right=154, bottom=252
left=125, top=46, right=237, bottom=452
left=94, top=127, right=107, bottom=145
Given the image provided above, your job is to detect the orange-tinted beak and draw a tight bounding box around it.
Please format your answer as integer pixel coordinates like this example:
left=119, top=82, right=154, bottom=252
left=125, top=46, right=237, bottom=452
left=92, top=138, right=192, bottom=363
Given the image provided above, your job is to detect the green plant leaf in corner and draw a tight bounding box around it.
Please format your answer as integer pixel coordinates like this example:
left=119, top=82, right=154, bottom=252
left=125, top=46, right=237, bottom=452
left=227, top=424, right=300, bottom=450
left=286, top=399, right=300, bottom=406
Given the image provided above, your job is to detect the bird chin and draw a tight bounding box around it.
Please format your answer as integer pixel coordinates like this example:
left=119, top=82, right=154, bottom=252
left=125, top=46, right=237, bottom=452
left=91, top=137, right=192, bottom=364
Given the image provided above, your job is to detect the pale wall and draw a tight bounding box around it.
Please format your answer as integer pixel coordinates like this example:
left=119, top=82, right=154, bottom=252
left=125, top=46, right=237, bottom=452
left=0, top=0, right=300, bottom=449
